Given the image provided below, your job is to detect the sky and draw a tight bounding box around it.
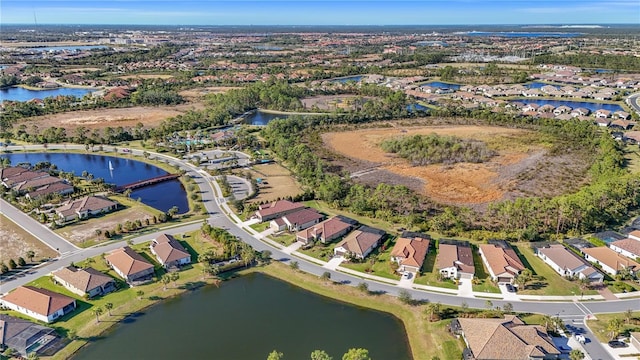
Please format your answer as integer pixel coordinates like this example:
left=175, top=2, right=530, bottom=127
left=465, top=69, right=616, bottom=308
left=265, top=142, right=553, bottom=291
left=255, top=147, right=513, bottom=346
left=2, top=0, right=639, bottom=26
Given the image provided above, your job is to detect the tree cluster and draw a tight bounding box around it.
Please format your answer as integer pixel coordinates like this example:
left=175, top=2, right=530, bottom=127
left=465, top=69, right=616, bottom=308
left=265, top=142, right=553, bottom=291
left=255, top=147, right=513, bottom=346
left=381, top=133, right=496, bottom=165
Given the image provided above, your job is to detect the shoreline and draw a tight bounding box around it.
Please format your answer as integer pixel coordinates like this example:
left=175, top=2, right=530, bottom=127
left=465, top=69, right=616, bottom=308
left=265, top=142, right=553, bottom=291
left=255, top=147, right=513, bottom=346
left=258, top=108, right=330, bottom=116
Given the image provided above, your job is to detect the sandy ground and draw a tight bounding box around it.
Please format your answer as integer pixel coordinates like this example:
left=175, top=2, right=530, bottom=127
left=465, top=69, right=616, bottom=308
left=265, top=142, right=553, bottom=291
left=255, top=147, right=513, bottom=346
left=56, top=208, right=154, bottom=245
left=323, top=125, right=545, bottom=205
left=0, top=214, right=57, bottom=264
left=20, top=103, right=206, bottom=132
left=246, top=163, right=303, bottom=204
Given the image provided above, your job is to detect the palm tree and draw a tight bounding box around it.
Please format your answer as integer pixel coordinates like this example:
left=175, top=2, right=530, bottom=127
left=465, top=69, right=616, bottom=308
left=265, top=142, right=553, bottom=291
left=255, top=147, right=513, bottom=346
left=161, top=274, right=171, bottom=290
left=92, top=307, right=103, bottom=323
left=541, top=314, right=555, bottom=332
left=425, top=302, right=441, bottom=322
left=569, top=349, right=585, bottom=360
left=607, top=317, right=623, bottom=340
left=240, top=244, right=256, bottom=267
left=205, top=264, right=220, bottom=279
left=26, top=250, right=35, bottom=263
left=104, top=302, right=113, bottom=316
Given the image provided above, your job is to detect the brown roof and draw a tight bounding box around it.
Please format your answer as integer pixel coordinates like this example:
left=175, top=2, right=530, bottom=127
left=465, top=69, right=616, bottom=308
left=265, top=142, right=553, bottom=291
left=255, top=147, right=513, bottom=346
left=282, top=208, right=323, bottom=226
left=52, top=266, right=114, bottom=292
left=27, top=181, right=73, bottom=198
left=335, top=227, right=384, bottom=257
left=583, top=246, right=640, bottom=272
left=390, top=237, right=430, bottom=268
left=0, top=167, right=28, bottom=180
left=611, top=238, right=640, bottom=258
left=538, top=244, right=587, bottom=270
left=480, top=243, right=525, bottom=278
left=151, top=234, right=190, bottom=264
left=256, top=200, right=304, bottom=218
left=297, top=216, right=354, bottom=241
left=0, top=286, right=75, bottom=317
left=436, top=243, right=475, bottom=275
left=105, top=246, right=154, bottom=276
left=57, top=195, right=117, bottom=218
left=458, top=316, right=559, bottom=360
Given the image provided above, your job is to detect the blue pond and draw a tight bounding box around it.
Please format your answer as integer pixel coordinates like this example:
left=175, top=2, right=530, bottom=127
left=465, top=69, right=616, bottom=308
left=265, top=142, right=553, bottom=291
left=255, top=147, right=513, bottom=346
left=511, top=99, right=623, bottom=113
left=524, top=82, right=561, bottom=89
left=330, top=75, right=364, bottom=84
left=407, top=103, right=428, bottom=112
left=421, top=81, right=461, bottom=90
left=0, top=86, right=95, bottom=102
left=0, top=153, right=188, bottom=214
left=243, top=111, right=291, bottom=126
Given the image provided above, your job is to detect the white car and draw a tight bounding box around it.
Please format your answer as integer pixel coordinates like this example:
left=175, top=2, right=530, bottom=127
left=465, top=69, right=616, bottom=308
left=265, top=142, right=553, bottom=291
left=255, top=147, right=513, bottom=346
left=402, top=272, right=411, bottom=280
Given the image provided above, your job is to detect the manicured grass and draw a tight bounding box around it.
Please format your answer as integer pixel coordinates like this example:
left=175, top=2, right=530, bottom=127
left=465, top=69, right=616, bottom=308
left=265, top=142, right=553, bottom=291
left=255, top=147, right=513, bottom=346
left=249, top=221, right=270, bottom=232
left=298, top=242, right=335, bottom=262
left=512, top=243, right=597, bottom=296
left=340, top=247, right=400, bottom=280
left=588, top=311, right=640, bottom=343
left=253, top=262, right=464, bottom=360
left=304, top=200, right=401, bottom=234
left=269, top=232, right=297, bottom=246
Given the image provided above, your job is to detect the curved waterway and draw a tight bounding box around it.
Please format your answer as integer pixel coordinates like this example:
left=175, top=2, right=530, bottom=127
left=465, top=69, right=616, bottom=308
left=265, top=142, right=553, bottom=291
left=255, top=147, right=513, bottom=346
left=73, top=273, right=412, bottom=360
left=0, top=152, right=188, bottom=214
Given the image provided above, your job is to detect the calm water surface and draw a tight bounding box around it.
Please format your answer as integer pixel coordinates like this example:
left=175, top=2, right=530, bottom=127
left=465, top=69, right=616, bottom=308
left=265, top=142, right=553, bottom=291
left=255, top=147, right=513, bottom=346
left=0, top=86, right=94, bottom=102
left=243, top=111, right=290, bottom=125
left=421, top=81, right=461, bottom=90
left=0, top=152, right=188, bottom=213
left=74, top=273, right=412, bottom=360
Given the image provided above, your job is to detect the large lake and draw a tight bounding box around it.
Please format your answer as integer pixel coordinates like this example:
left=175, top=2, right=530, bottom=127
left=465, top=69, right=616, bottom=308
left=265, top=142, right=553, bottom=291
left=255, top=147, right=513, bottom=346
left=0, top=86, right=95, bottom=102
left=0, top=152, right=188, bottom=214
left=243, top=111, right=291, bottom=126
left=73, top=273, right=412, bottom=360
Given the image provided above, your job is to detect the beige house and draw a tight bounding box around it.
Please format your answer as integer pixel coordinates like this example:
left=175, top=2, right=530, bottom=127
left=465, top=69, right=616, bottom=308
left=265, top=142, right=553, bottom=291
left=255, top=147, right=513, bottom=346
left=582, top=246, right=640, bottom=277
left=451, top=315, right=560, bottom=360
left=52, top=266, right=116, bottom=298
left=254, top=200, right=305, bottom=222
left=296, top=216, right=357, bottom=245
left=56, top=196, right=118, bottom=222
left=105, top=246, right=155, bottom=284
left=334, top=226, right=385, bottom=260
left=390, top=234, right=430, bottom=273
left=0, top=286, right=77, bottom=323
left=436, top=243, right=475, bottom=280
left=479, top=241, right=525, bottom=284
left=536, top=244, right=603, bottom=283
left=150, top=234, right=191, bottom=269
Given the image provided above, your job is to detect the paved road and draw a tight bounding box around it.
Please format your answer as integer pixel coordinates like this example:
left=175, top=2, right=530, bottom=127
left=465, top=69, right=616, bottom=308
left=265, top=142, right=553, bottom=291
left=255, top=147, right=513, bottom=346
left=3, top=144, right=640, bottom=359
left=626, top=92, right=640, bottom=116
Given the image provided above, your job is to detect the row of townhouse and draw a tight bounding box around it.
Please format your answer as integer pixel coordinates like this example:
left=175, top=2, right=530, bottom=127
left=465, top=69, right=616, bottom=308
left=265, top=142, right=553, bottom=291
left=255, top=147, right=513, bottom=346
left=0, top=166, right=74, bottom=200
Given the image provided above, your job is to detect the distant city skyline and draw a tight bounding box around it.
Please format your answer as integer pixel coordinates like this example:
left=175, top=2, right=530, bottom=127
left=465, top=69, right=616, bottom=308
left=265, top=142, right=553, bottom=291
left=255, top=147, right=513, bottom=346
left=2, top=1, right=639, bottom=26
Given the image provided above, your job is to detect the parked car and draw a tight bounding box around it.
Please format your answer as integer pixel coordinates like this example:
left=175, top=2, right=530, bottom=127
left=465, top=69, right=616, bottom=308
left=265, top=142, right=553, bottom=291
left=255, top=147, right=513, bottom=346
left=505, top=284, right=516, bottom=292
left=608, top=340, right=627, bottom=348
left=402, top=272, right=411, bottom=280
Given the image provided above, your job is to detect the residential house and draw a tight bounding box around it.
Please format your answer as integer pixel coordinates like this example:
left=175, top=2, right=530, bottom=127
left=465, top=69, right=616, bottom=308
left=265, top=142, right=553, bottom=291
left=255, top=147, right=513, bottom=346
left=436, top=242, right=475, bottom=280
left=52, top=266, right=116, bottom=298
left=0, top=286, right=76, bottom=323
left=614, top=111, right=631, bottom=120
left=610, top=119, right=634, bottom=130
left=583, top=246, right=640, bottom=277
left=149, top=234, right=192, bottom=269
left=25, top=181, right=74, bottom=200
left=536, top=244, right=603, bottom=283
left=610, top=238, right=640, bottom=261
left=629, top=230, right=640, bottom=241
left=522, top=104, right=540, bottom=112
left=296, top=216, right=357, bottom=244
left=478, top=241, right=525, bottom=284
left=1, top=169, right=49, bottom=189
left=270, top=218, right=287, bottom=232
left=595, top=118, right=611, bottom=127
left=553, top=105, right=572, bottom=115
left=451, top=315, right=561, bottom=360
left=56, top=196, right=118, bottom=222
left=334, top=226, right=385, bottom=260
left=570, top=108, right=590, bottom=117
left=595, top=109, right=611, bottom=118
left=390, top=232, right=430, bottom=273
left=631, top=332, right=640, bottom=352
left=105, top=246, right=155, bottom=284
left=254, top=200, right=305, bottom=222
left=280, top=208, right=324, bottom=232
left=0, top=314, right=58, bottom=357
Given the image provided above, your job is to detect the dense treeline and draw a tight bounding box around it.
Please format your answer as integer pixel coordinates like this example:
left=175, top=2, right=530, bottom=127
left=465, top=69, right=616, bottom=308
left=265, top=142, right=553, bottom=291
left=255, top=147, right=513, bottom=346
left=532, top=53, right=640, bottom=71
left=381, top=134, right=496, bottom=165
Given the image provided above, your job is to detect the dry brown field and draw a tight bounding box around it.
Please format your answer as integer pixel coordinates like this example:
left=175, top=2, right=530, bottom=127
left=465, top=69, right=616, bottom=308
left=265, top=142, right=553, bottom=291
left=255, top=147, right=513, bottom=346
left=245, top=163, right=303, bottom=203
left=301, top=95, right=373, bottom=111
left=323, top=125, right=556, bottom=206
left=20, top=103, right=206, bottom=132
left=0, top=214, right=58, bottom=264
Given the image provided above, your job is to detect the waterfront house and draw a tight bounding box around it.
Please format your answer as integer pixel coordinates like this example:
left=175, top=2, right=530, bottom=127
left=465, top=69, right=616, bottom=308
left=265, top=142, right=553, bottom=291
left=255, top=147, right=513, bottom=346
left=583, top=246, right=640, bottom=277
left=614, top=111, right=631, bottom=120
left=536, top=244, right=603, bottom=283
left=570, top=108, right=590, bottom=117
left=280, top=208, right=324, bottom=232
left=478, top=241, right=525, bottom=284
left=105, top=246, right=155, bottom=284
left=25, top=181, right=74, bottom=200
left=595, top=118, right=611, bottom=127
left=296, top=215, right=357, bottom=245
left=149, top=234, right=191, bottom=269
left=52, top=266, right=116, bottom=298
left=0, top=286, right=76, bottom=323
left=451, top=315, right=561, bottom=360
left=0, top=314, right=58, bottom=357
left=610, top=119, right=634, bottom=130
left=436, top=242, right=475, bottom=280
left=334, top=226, right=385, bottom=260
left=390, top=232, right=430, bottom=274
left=56, top=195, right=118, bottom=222
left=595, top=109, right=611, bottom=118
left=254, top=200, right=305, bottom=222
left=553, top=105, right=572, bottom=115
left=610, top=238, right=640, bottom=261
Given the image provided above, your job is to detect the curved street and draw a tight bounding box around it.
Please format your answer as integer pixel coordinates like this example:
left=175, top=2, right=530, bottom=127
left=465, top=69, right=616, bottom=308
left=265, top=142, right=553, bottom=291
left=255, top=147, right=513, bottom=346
left=1, top=144, right=638, bottom=360
left=626, top=92, right=640, bottom=117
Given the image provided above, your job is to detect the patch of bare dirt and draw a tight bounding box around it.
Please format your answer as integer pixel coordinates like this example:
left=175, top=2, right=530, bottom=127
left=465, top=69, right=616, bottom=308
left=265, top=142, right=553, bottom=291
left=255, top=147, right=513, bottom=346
left=0, top=215, right=58, bottom=263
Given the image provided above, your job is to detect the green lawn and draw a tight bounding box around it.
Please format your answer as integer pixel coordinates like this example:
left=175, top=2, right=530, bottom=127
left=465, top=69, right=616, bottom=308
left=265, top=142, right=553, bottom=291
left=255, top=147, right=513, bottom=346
left=588, top=311, right=640, bottom=342
left=512, top=244, right=597, bottom=296
left=340, top=245, right=400, bottom=280
left=269, top=232, right=297, bottom=246
left=249, top=222, right=271, bottom=232
left=298, top=242, right=335, bottom=262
